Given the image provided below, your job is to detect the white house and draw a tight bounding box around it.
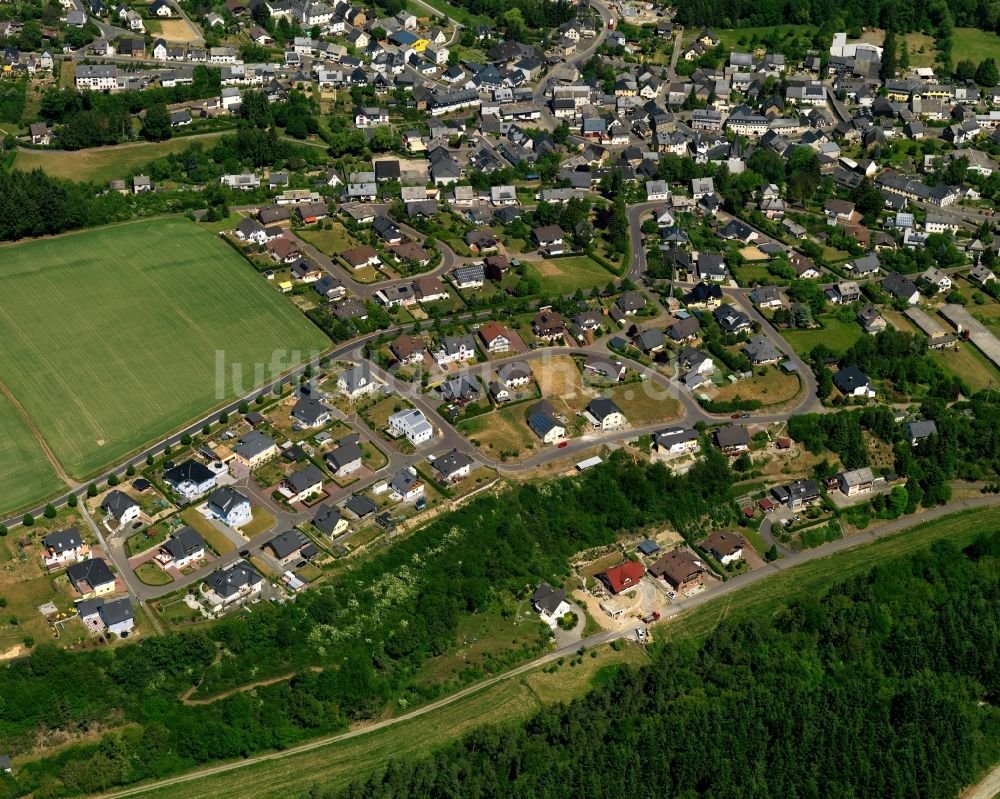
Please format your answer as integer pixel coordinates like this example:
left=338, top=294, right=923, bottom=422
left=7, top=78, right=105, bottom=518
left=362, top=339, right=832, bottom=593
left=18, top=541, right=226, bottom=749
left=163, top=460, right=217, bottom=501
left=41, top=528, right=88, bottom=569
left=532, top=583, right=571, bottom=626
left=157, top=527, right=206, bottom=569
left=388, top=408, right=434, bottom=445
left=100, top=490, right=141, bottom=528
left=205, top=487, right=252, bottom=527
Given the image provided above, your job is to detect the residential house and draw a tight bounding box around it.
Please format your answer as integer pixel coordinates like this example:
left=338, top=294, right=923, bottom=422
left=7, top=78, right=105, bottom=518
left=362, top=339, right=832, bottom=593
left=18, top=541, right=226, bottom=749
left=163, top=460, right=217, bottom=501
left=904, top=419, right=938, bottom=446
left=750, top=285, right=783, bottom=309
left=700, top=531, right=746, bottom=565
left=282, top=463, right=325, bottom=503
left=478, top=321, right=513, bottom=353
left=598, top=560, right=645, bottom=595
left=713, top=303, right=752, bottom=334
left=388, top=408, right=434, bottom=445
left=233, top=431, right=279, bottom=469
left=531, top=583, right=571, bottom=623
left=100, top=490, right=141, bottom=528
left=202, top=560, right=263, bottom=611
left=206, top=487, right=252, bottom=527
left=157, top=527, right=206, bottom=569
left=532, top=224, right=566, bottom=254
left=585, top=397, right=625, bottom=430
left=715, top=425, right=750, bottom=453
left=848, top=253, right=881, bottom=277
left=451, top=264, right=486, bottom=289
left=697, top=253, right=727, bottom=282
left=527, top=400, right=565, bottom=444
left=498, top=361, right=533, bottom=388
left=833, top=365, right=876, bottom=398
left=652, top=427, right=700, bottom=460
left=744, top=335, right=782, bottom=365
left=771, top=478, right=821, bottom=508
left=78, top=596, right=135, bottom=636
left=649, top=548, right=706, bottom=592
left=337, top=363, right=380, bottom=401
left=390, top=333, right=425, bottom=365
left=67, top=558, right=116, bottom=599
left=266, top=530, right=313, bottom=566
left=341, top=245, right=380, bottom=270
left=432, top=449, right=474, bottom=482
left=882, top=271, right=920, bottom=304
left=857, top=303, right=887, bottom=334
left=434, top=334, right=477, bottom=366
left=291, top=394, right=331, bottom=428
left=389, top=468, right=424, bottom=503
left=838, top=467, right=877, bottom=496
left=532, top=309, right=566, bottom=340
left=324, top=436, right=363, bottom=477
left=313, top=504, right=349, bottom=538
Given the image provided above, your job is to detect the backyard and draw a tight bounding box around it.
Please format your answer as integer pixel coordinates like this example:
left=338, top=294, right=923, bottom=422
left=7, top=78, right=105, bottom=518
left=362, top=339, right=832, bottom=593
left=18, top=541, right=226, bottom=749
left=525, top=255, right=615, bottom=295
left=781, top=316, right=863, bottom=357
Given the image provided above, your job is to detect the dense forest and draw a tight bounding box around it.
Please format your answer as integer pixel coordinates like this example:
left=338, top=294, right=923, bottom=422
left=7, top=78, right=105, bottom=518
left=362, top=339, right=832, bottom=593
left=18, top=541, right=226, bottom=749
left=674, top=0, right=973, bottom=36
left=316, top=532, right=1000, bottom=799
left=0, top=453, right=735, bottom=798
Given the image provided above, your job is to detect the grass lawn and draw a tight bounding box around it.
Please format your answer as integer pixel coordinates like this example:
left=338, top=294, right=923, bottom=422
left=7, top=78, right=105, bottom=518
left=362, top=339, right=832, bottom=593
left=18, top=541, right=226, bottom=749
left=0, top=390, right=64, bottom=515
left=458, top=405, right=538, bottom=462
left=781, top=316, right=863, bottom=357
left=240, top=507, right=276, bottom=538
left=714, top=24, right=813, bottom=51
left=362, top=395, right=409, bottom=434
left=951, top=28, right=1000, bottom=67
left=604, top=382, right=682, bottom=425
left=180, top=508, right=235, bottom=556
left=361, top=440, right=388, bottom=472
left=135, top=561, right=174, bottom=586
left=930, top=342, right=1000, bottom=394
left=525, top=256, right=614, bottom=295
left=12, top=133, right=226, bottom=183
left=0, top=219, right=328, bottom=490
left=297, top=224, right=360, bottom=256
left=712, top=369, right=801, bottom=407
left=125, top=523, right=170, bottom=557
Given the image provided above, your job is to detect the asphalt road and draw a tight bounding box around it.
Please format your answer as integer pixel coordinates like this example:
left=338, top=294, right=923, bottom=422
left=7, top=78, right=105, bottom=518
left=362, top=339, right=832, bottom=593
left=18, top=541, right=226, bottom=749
left=87, top=494, right=1000, bottom=799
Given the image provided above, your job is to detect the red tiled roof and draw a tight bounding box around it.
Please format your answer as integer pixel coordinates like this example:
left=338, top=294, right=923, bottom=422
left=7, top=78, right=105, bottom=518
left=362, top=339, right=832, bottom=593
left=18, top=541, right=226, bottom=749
left=601, top=560, right=645, bottom=594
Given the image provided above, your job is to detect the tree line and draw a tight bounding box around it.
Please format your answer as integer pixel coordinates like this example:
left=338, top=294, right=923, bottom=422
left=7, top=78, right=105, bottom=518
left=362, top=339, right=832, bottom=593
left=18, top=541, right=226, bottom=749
left=312, top=531, right=1000, bottom=799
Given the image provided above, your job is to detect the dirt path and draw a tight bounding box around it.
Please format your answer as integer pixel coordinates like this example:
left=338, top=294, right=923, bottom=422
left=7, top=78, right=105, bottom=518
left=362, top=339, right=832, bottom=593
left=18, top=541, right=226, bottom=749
left=180, top=667, right=323, bottom=706
left=0, top=376, right=79, bottom=489
left=961, top=762, right=1000, bottom=799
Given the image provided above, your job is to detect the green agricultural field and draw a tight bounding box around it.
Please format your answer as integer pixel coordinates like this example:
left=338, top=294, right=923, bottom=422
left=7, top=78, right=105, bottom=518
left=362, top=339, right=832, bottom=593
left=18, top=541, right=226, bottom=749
left=0, top=390, right=64, bottom=514
left=0, top=219, right=328, bottom=493
left=11, top=132, right=226, bottom=183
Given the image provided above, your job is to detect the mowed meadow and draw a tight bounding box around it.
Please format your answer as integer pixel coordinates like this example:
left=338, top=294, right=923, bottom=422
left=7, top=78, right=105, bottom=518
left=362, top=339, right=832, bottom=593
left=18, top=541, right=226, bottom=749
left=0, top=218, right=328, bottom=501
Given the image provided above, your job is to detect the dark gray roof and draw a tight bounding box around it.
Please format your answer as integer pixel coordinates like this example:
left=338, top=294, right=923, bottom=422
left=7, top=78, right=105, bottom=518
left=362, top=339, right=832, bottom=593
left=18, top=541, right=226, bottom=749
left=67, top=558, right=115, bottom=589
left=163, top=526, right=205, bottom=559
left=204, top=560, right=263, bottom=598
left=291, top=395, right=329, bottom=426
left=434, top=448, right=473, bottom=477
left=98, top=597, right=134, bottom=627
left=345, top=494, right=378, bottom=517
left=42, top=527, right=82, bottom=553
left=207, top=486, right=249, bottom=517
left=286, top=464, right=325, bottom=494
left=325, top=440, right=362, bottom=469
left=716, top=425, right=750, bottom=447
left=904, top=419, right=938, bottom=440
left=267, top=530, right=309, bottom=559
left=531, top=582, right=566, bottom=615
left=588, top=397, right=622, bottom=422
left=313, top=504, right=343, bottom=535
left=101, top=490, right=139, bottom=520
left=164, top=459, right=214, bottom=486
left=235, top=430, right=276, bottom=460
